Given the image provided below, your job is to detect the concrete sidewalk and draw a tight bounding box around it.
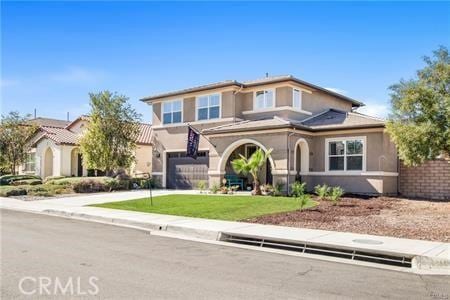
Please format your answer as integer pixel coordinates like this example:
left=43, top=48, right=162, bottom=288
left=1, top=191, right=449, bottom=274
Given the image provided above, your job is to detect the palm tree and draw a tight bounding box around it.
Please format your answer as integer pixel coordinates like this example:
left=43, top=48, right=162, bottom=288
left=231, top=147, right=273, bottom=195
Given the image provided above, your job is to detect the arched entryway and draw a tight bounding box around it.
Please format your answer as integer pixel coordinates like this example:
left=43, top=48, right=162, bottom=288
left=218, top=139, right=275, bottom=190
left=294, top=138, right=310, bottom=176
left=43, top=147, right=54, bottom=178
left=71, top=148, right=83, bottom=177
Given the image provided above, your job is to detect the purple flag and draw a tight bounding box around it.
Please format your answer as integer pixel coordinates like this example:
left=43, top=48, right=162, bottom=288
left=186, top=126, right=200, bottom=159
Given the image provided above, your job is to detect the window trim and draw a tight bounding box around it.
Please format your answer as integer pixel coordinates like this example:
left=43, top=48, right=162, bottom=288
left=162, top=99, right=183, bottom=125
left=23, top=152, right=36, bottom=172
left=195, top=93, right=222, bottom=121
left=324, top=136, right=366, bottom=172
left=292, top=88, right=302, bottom=110
left=253, top=89, right=276, bottom=110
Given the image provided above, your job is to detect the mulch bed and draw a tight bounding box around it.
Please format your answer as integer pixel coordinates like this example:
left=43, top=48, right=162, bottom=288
left=244, top=196, right=450, bottom=242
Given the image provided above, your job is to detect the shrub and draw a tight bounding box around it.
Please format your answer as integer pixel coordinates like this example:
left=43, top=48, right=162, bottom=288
left=329, top=186, right=345, bottom=205
left=27, top=185, right=55, bottom=197
left=0, top=174, right=41, bottom=185
left=314, top=184, right=330, bottom=200
left=72, top=179, right=108, bottom=193
left=220, top=185, right=228, bottom=194
left=272, top=181, right=284, bottom=197
left=197, top=180, right=207, bottom=193
left=291, top=181, right=306, bottom=198
left=210, top=183, right=219, bottom=194
left=261, top=184, right=273, bottom=196
left=11, top=179, right=42, bottom=186
left=298, top=194, right=318, bottom=211
left=2, top=186, right=27, bottom=196
left=43, top=176, right=67, bottom=184
left=104, top=178, right=129, bottom=191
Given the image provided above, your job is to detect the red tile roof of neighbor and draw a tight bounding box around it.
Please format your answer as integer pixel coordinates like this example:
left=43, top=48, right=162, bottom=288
left=30, top=117, right=152, bottom=146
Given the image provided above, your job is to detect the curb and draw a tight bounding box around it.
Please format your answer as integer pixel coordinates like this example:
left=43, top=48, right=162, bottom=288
left=41, top=208, right=450, bottom=275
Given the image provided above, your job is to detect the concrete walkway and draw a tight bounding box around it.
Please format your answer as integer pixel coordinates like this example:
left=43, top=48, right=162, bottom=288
left=1, top=191, right=449, bottom=274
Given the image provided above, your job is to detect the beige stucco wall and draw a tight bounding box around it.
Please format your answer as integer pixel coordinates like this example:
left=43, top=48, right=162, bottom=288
left=302, top=90, right=353, bottom=114
left=308, top=131, right=397, bottom=173
left=305, top=175, right=397, bottom=195
left=276, top=86, right=292, bottom=107
left=34, top=138, right=78, bottom=178
left=152, top=102, right=162, bottom=126
left=150, top=83, right=354, bottom=125
left=68, top=120, right=88, bottom=134
left=133, top=145, right=152, bottom=175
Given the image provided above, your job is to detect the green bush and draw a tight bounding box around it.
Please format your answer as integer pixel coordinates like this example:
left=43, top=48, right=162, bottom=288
left=43, top=176, right=67, bottom=184
left=11, top=179, right=43, bottom=186
left=314, top=184, right=330, bottom=200
left=197, top=180, right=207, bottom=193
left=210, top=183, right=219, bottom=194
left=0, top=186, right=27, bottom=196
left=298, top=194, right=318, bottom=211
left=0, top=174, right=41, bottom=185
left=272, top=182, right=284, bottom=197
left=329, top=186, right=345, bottom=205
left=291, top=181, right=306, bottom=198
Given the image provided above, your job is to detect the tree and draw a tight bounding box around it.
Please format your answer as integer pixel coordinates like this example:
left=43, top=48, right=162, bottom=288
left=0, top=112, right=37, bottom=175
left=79, top=91, right=141, bottom=176
left=386, top=46, right=450, bottom=166
left=231, top=148, right=272, bottom=195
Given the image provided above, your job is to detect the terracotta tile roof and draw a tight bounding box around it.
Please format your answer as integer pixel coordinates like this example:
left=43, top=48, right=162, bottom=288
left=29, top=117, right=70, bottom=128
left=202, top=109, right=384, bottom=135
left=30, top=116, right=153, bottom=146
left=136, top=123, right=152, bottom=145
left=33, top=126, right=80, bottom=145
left=140, top=75, right=363, bottom=107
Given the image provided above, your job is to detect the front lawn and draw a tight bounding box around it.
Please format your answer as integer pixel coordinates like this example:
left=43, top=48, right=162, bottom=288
left=92, top=194, right=311, bottom=221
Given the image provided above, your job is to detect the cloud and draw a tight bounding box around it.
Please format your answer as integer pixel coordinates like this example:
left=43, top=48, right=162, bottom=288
left=1, top=78, right=19, bottom=87
left=356, top=103, right=390, bottom=119
left=325, top=87, right=348, bottom=95
left=49, top=66, right=106, bottom=84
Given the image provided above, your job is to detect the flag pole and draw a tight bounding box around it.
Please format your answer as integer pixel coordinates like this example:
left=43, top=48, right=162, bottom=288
left=187, top=124, right=216, bottom=148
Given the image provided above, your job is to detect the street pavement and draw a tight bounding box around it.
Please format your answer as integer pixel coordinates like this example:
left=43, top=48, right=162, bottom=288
left=2, top=209, right=449, bottom=299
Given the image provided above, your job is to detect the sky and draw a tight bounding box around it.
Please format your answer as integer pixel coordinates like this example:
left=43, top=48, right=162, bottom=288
left=1, top=1, right=449, bottom=123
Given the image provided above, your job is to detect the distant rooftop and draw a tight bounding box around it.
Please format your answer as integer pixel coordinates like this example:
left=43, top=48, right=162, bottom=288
left=140, top=75, right=364, bottom=107
left=29, top=117, right=70, bottom=128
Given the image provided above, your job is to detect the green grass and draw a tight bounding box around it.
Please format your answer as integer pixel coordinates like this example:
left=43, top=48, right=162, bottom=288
left=92, top=194, right=315, bottom=221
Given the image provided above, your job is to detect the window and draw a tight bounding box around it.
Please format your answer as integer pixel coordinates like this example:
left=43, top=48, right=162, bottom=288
left=254, top=89, right=274, bottom=110
left=327, top=138, right=364, bottom=171
left=293, top=89, right=302, bottom=109
left=196, top=94, right=220, bottom=121
left=162, top=100, right=182, bottom=124
left=23, top=153, right=35, bottom=172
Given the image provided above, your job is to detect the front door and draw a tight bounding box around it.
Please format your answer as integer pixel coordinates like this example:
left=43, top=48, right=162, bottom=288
left=266, top=158, right=273, bottom=184
left=77, top=154, right=83, bottom=177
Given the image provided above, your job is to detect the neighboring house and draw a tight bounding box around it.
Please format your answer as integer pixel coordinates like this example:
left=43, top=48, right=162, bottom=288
left=19, top=116, right=152, bottom=178
left=142, top=75, right=398, bottom=195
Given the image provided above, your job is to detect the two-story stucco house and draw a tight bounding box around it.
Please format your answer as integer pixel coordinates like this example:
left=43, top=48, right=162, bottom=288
left=142, top=75, right=398, bottom=195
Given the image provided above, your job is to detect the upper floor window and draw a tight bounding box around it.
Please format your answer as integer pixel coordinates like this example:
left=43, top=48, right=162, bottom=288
left=163, top=100, right=182, bottom=124
left=326, top=137, right=365, bottom=171
left=197, top=94, right=220, bottom=120
left=254, top=89, right=274, bottom=110
left=293, top=89, right=302, bottom=109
